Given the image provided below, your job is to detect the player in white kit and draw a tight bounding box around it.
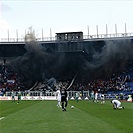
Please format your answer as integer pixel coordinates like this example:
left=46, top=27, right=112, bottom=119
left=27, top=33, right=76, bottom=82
left=94, top=91, right=98, bottom=103
left=111, top=99, right=124, bottom=109
left=100, top=94, right=105, bottom=104
left=56, top=88, right=61, bottom=108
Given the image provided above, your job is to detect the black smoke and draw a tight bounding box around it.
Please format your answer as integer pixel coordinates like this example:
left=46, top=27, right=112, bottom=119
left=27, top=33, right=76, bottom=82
left=10, top=36, right=133, bottom=88
left=81, top=39, right=133, bottom=81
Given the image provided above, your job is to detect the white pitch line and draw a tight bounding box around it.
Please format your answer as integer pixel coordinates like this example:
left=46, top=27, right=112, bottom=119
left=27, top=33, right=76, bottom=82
left=0, top=117, right=5, bottom=120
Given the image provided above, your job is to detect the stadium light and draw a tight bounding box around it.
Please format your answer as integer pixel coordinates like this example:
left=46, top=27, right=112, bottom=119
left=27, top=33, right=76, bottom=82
left=125, top=23, right=127, bottom=35
left=115, top=24, right=117, bottom=37
left=106, top=24, right=108, bottom=36
left=7, top=29, right=9, bottom=42
left=96, top=25, right=99, bottom=38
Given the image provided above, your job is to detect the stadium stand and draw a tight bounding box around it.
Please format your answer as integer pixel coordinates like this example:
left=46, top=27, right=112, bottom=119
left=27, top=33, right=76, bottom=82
left=0, top=32, right=133, bottom=99
left=0, top=60, right=133, bottom=99
left=0, top=63, right=26, bottom=96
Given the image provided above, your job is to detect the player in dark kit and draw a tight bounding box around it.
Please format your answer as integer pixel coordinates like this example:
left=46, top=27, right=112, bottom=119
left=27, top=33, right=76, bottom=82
left=61, top=87, right=68, bottom=111
left=131, top=91, right=133, bottom=103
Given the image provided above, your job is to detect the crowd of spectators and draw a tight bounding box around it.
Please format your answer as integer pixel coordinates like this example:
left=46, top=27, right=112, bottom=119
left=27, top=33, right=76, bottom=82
left=67, top=74, right=132, bottom=93
left=0, top=60, right=133, bottom=96
left=0, top=63, right=26, bottom=96
left=67, top=61, right=133, bottom=95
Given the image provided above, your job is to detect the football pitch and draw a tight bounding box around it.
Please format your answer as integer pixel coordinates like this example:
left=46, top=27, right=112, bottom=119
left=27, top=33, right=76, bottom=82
left=0, top=100, right=133, bottom=133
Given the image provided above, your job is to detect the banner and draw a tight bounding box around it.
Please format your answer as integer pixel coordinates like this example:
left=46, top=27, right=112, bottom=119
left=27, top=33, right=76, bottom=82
left=0, top=96, right=57, bottom=100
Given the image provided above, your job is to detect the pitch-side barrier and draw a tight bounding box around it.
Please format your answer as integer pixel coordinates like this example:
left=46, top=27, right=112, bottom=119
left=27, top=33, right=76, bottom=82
left=0, top=91, right=131, bottom=101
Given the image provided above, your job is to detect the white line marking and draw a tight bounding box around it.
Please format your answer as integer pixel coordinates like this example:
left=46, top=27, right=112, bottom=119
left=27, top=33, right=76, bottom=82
left=0, top=117, right=5, bottom=120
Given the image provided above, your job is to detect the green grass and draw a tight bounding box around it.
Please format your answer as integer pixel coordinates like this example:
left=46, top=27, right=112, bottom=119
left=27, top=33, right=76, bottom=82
left=0, top=100, right=133, bottom=133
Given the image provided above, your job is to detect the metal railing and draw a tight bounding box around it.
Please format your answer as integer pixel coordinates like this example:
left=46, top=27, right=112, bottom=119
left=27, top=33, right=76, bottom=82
left=5, top=90, right=89, bottom=97
left=4, top=90, right=129, bottom=100
left=0, top=32, right=133, bottom=43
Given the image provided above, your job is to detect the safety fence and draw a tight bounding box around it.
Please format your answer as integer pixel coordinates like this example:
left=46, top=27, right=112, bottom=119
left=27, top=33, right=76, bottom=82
left=0, top=32, right=133, bottom=42
left=0, top=90, right=131, bottom=101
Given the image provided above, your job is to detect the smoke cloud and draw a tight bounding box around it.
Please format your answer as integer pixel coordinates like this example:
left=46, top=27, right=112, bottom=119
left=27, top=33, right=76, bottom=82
left=82, top=39, right=133, bottom=81
left=10, top=33, right=133, bottom=88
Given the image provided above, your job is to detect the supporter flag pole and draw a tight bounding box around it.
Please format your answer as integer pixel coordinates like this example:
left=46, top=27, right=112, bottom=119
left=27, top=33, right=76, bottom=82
left=67, top=72, right=78, bottom=90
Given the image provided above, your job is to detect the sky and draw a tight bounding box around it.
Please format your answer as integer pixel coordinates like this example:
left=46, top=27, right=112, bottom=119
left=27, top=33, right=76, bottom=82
left=0, top=0, right=133, bottom=39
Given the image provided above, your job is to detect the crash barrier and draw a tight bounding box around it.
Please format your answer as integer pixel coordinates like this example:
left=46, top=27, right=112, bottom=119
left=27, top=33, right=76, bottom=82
left=0, top=91, right=131, bottom=101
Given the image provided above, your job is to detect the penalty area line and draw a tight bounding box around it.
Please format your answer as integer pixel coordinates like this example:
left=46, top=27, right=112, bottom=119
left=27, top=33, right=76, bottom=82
left=0, top=117, right=5, bottom=120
